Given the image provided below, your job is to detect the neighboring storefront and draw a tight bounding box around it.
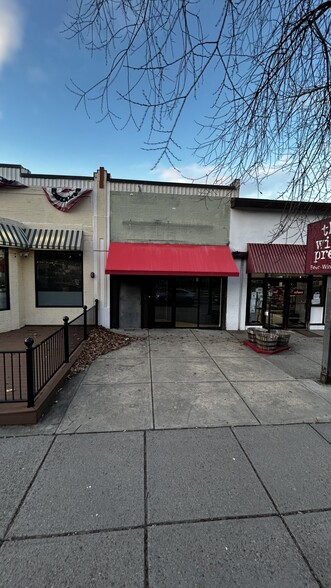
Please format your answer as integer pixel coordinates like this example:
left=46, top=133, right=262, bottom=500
left=0, top=164, right=96, bottom=333
left=227, top=198, right=330, bottom=331
left=246, top=243, right=326, bottom=330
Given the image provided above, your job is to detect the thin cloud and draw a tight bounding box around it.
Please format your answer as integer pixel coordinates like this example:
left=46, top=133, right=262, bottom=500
left=26, top=65, right=48, bottom=83
left=152, top=163, right=216, bottom=183
left=0, top=0, right=23, bottom=69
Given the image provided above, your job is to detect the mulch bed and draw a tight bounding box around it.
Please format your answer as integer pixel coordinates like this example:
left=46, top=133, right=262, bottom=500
left=69, top=326, right=140, bottom=376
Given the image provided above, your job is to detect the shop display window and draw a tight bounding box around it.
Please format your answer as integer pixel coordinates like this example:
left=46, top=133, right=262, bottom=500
left=0, top=248, right=9, bottom=310
left=35, top=251, right=83, bottom=307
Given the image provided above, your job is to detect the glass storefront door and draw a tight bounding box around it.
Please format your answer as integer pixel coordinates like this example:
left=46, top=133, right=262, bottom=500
left=267, top=280, right=285, bottom=329
left=288, top=280, right=308, bottom=328
left=149, top=276, right=223, bottom=328
left=154, top=277, right=174, bottom=327
left=264, top=278, right=308, bottom=329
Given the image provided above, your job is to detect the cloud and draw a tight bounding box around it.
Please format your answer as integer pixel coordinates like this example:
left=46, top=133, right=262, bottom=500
left=151, top=163, right=217, bottom=183
left=0, top=0, right=23, bottom=69
left=26, top=65, right=48, bottom=83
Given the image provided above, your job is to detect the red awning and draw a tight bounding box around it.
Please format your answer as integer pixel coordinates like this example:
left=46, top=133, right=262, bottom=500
left=247, top=243, right=307, bottom=274
left=105, top=242, right=239, bottom=276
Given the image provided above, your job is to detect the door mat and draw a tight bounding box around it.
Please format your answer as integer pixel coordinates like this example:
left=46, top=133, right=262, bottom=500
left=243, top=340, right=290, bottom=354
left=294, top=329, right=322, bottom=338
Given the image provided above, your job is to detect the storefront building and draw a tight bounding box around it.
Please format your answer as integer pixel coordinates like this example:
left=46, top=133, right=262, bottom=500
left=105, top=179, right=240, bottom=329
left=0, top=164, right=96, bottom=333
left=3, top=162, right=327, bottom=334
left=0, top=164, right=240, bottom=332
left=227, top=198, right=330, bottom=331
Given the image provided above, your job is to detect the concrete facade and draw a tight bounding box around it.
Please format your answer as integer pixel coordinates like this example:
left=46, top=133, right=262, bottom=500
left=110, top=181, right=232, bottom=245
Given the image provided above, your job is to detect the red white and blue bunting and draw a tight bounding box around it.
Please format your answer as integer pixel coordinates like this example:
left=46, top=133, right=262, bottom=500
left=0, top=176, right=27, bottom=189
left=43, top=187, right=92, bottom=212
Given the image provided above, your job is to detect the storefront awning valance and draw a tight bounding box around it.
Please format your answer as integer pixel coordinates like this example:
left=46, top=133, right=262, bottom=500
left=24, top=228, right=83, bottom=251
left=105, top=242, right=239, bottom=276
left=247, top=243, right=306, bottom=274
left=0, top=218, right=29, bottom=248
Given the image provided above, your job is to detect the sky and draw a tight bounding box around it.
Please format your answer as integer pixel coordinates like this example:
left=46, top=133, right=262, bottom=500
left=0, top=0, right=288, bottom=197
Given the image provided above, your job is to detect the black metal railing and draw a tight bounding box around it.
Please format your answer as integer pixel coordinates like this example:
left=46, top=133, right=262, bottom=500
left=0, top=299, right=98, bottom=407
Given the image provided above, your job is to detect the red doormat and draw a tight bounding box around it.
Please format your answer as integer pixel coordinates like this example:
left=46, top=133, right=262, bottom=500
left=243, top=340, right=290, bottom=354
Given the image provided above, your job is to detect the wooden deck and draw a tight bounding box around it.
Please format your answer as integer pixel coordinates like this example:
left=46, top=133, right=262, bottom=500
left=0, top=325, right=83, bottom=425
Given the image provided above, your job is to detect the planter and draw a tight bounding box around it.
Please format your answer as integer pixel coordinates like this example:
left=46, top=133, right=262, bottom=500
left=247, top=327, right=267, bottom=344
left=275, top=330, right=291, bottom=347
left=255, top=331, right=278, bottom=351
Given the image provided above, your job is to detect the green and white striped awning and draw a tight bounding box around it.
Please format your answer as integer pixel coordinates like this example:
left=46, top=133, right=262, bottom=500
left=24, top=228, right=83, bottom=250
left=0, top=218, right=29, bottom=248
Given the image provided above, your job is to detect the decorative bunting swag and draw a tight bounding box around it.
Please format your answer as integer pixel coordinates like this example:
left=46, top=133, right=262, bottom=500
left=0, top=176, right=27, bottom=189
left=43, top=187, right=92, bottom=212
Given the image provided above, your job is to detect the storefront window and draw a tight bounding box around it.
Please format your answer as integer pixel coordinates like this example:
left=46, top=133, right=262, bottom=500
left=247, top=277, right=264, bottom=325
left=311, top=276, right=326, bottom=307
left=0, top=248, right=9, bottom=310
left=35, top=251, right=83, bottom=307
left=198, top=277, right=221, bottom=328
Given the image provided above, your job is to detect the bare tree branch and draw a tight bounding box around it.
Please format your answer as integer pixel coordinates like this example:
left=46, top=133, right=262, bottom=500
left=64, top=0, right=331, bottom=204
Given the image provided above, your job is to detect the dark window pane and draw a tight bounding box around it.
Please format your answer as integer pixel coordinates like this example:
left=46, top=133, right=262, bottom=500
left=198, top=277, right=221, bottom=328
left=0, top=248, right=9, bottom=310
left=36, top=251, right=83, bottom=307
left=175, top=277, right=198, bottom=327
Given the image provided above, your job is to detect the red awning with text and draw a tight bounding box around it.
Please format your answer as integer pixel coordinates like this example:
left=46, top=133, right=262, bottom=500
left=105, top=242, right=239, bottom=276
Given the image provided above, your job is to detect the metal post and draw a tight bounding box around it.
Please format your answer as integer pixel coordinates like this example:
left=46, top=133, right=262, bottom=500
left=95, top=298, right=99, bottom=326
left=267, top=287, right=272, bottom=333
left=320, top=275, right=331, bottom=383
left=83, top=305, right=88, bottom=340
left=63, top=316, right=69, bottom=363
left=25, top=337, right=35, bottom=408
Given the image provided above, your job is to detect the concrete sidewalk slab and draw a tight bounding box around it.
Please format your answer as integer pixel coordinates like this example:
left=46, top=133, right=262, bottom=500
left=146, top=428, right=275, bottom=524
left=234, top=424, right=331, bottom=512
left=150, top=340, right=206, bottom=356
left=57, top=382, right=153, bottom=433
left=106, top=338, right=149, bottom=358
left=262, top=352, right=321, bottom=380
left=301, top=379, right=331, bottom=405
left=213, top=354, right=294, bottom=381
left=85, top=357, right=151, bottom=384
left=0, top=436, right=52, bottom=539
left=153, top=381, right=258, bottom=428
left=151, top=357, right=226, bottom=383
left=285, top=511, right=331, bottom=587
left=0, top=529, right=144, bottom=588
left=199, top=341, right=252, bottom=357
left=232, top=380, right=331, bottom=424
left=148, top=517, right=318, bottom=587
left=149, top=329, right=196, bottom=339
left=312, top=423, right=331, bottom=444
left=9, top=433, right=144, bottom=537
left=193, top=329, right=235, bottom=341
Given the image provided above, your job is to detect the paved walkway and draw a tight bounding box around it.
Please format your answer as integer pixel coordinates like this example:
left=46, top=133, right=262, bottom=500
left=0, top=329, right=331, bottom=586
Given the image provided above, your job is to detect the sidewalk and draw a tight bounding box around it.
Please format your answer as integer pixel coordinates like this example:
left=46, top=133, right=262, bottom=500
left=0, top=329, right=330, bottom=586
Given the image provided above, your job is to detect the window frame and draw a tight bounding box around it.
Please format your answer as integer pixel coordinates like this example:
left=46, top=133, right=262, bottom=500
left=35, top=250, right=83, bottom=308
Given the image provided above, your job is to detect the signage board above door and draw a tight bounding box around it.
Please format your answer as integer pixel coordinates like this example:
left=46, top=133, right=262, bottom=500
left=306, top=218, right=331, bottom=274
